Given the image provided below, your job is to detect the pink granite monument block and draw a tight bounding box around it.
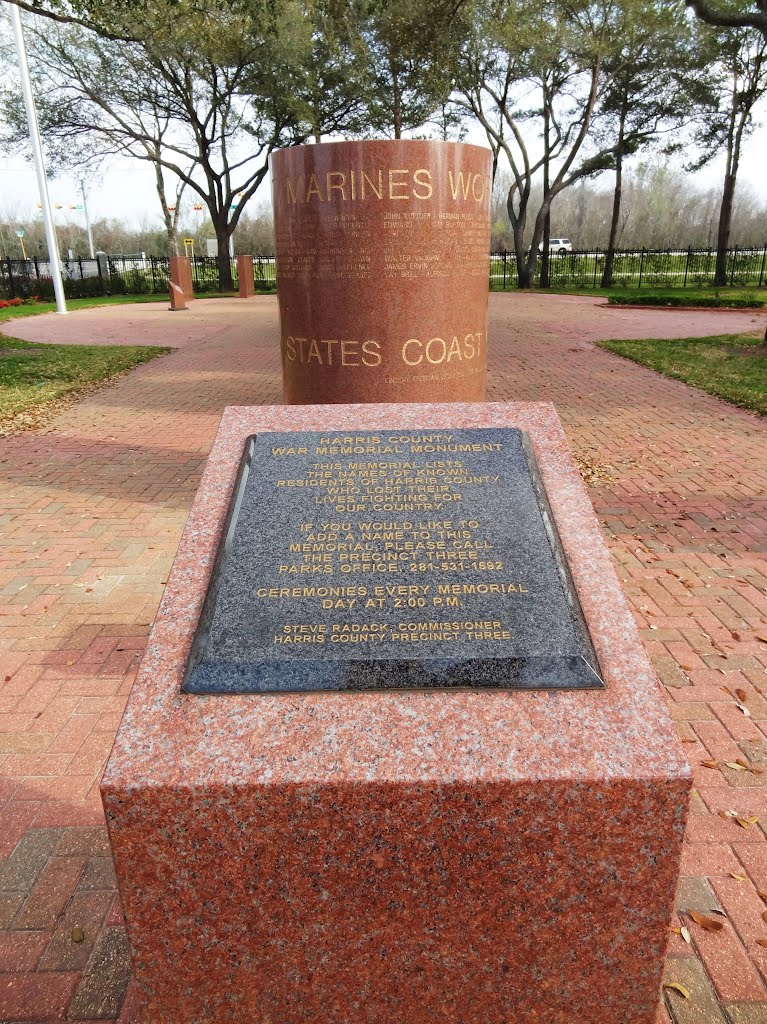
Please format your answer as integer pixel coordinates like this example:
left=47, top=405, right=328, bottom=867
left=169, top=255, right=193, bottom=301
left=237, top=253, right=256, bottom=297
left=167, top=281, right=186, bottom=311
left=102, top=402, right=689, bottom=1023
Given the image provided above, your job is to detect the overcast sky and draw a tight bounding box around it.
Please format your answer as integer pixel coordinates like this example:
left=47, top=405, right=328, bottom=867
left=1, top=69, right=766, bottom=237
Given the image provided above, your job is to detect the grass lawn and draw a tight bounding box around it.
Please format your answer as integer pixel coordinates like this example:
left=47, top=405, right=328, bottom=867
left=604, top=286, right=765, bottom=308
left=0, top=294, right=170, bottom=323
left=0, top=291, right=260, bottom=323
left=491, top=283, right=767, bottom=307
left=0, top=336, right=170, bottom=431
left=597, top=333, right=767, bottom=416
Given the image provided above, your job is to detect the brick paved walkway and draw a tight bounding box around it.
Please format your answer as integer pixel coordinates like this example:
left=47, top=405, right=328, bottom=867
left=0, top=293, right=765, bottom=1022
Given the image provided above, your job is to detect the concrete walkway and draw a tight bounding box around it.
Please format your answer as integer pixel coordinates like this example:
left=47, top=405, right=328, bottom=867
left=0, top=293, right=765, bottom=1022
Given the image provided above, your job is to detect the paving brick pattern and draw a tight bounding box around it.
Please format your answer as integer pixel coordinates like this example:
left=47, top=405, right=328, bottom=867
left=0, top=293, right=765, bottom=1022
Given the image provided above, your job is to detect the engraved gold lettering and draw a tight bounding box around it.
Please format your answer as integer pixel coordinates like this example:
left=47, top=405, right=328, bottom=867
left=448, top=170, right=472, bottom=200
left=322, top=339, right=340, bottom=364
left=341, top=340, right=360, bottom=366
left=446, top=336, right=462, bottom=362
left=305, top=173, right=324, bottom=201
left=361, top=170, right=383, bottom=200
left=402, top=339, right=422, bottom=366
left=285, top=335, right=296, bottom=362
left=307, top=339, right=323, bottom=364
left=362, top=340, right=382, bottom=367
left=326, top=171, right=347, bottom=200
left=350, top=169, right=357, bottom=200
left=285, top=175, right=304, bottom=203
left=413, top=169, right=433, bottom=199
left=425, top=337, right=446, bottom=364
left=388, top=169, right=409, bottom=199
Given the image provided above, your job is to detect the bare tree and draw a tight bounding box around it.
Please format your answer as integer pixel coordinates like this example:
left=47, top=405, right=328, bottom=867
left=456, top=0, right=624, bottom=288
left=597, top=0, right=712, bottom=286
left=686, top=0, right=767, bottom=41
left=1, top=5, right=308, bottom=288
left=691, top=25, right=767, bottom=284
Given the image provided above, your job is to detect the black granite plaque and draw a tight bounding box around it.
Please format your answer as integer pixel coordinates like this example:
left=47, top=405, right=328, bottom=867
left=183, top=428, right=604, bottom=693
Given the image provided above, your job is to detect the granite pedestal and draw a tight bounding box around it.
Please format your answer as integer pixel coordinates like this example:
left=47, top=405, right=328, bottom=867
left=237, top=253, right=255, bottom=298
left=169, top=255, right=193, bottom=301
left=102, top=402, right=690, bottom=1024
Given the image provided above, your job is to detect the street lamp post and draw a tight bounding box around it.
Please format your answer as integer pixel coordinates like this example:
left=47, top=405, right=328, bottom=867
left=10, top=3, right=67, bottom=315
left=80, top=180, right=95, bottom=258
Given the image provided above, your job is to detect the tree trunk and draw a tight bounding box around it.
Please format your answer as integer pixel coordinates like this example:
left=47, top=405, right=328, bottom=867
left=601, top=100, right=627, bottom=289
left=714, top=88, right=746, bottom=288
left=508, top=190, right=531, bottom=288
left=513, top=223, right=532, bottom=287
left=540, top=89, right=551, bottom=289
left=214, top=219, right=233, bottom=292
left=392, top=62, right=402, bottom=139
left=154, top=163, right=178, bottom=257
left=714, top=170, right=736, bottom=286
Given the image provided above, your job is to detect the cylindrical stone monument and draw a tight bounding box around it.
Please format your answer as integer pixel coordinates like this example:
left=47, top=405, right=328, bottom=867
left=271, top=140, right=492, bottom=404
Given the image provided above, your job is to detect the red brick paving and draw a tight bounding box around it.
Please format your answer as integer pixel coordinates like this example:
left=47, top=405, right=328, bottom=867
left=0, top=292, right=766, bottom=1021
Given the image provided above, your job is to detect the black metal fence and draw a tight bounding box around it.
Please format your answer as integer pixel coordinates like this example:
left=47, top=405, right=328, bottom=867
left=0, top=254, right=277, bottom=301
left=489, top=246, right=767, bottom=290
left=2, top=247, right=767, bottom=300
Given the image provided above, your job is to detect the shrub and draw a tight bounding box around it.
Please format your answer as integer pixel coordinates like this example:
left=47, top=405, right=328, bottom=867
left=607, top=294, right=766, bottom=309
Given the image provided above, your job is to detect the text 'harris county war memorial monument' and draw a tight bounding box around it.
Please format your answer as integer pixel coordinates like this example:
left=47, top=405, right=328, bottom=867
left=271, top=140, right=492, bottom=403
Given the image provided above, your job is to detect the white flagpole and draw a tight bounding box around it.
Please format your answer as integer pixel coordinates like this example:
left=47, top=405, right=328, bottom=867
left=10, top=3, right=67, bottom=314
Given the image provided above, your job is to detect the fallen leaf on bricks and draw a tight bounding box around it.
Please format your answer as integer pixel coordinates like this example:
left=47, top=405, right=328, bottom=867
left=737, top=816, right=759, bottom=829
left=737, top=703, right=751, bottom=717
left=736, top=688, right=748, bottom=701
left=664, top=983, right=690, bottom=999
left=689, top=911, right=724, bottom=931
left=71, top=927, right=84, bottom=943
left=730, top=872, right=748, bottom=881
left=757, top=939, right=767, bottom=948
left=725, top=761, right=750, bottom=771
left=701, top=760, right=720, bottom=769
